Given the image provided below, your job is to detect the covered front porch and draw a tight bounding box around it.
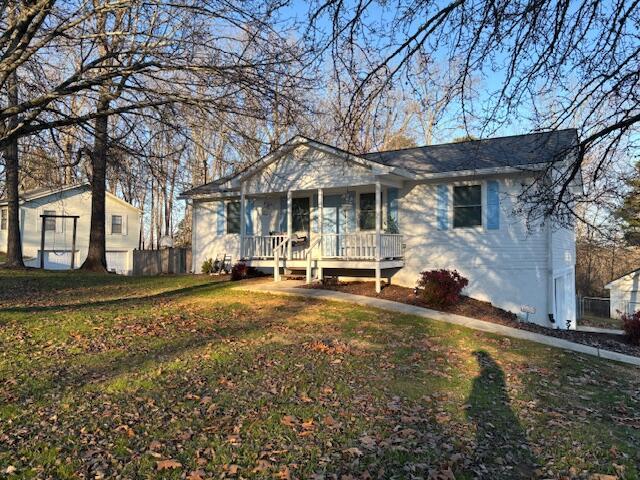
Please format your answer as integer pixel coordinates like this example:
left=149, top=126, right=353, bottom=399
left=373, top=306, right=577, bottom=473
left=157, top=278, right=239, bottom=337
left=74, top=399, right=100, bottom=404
left=238, top=181, right=404, bottom=292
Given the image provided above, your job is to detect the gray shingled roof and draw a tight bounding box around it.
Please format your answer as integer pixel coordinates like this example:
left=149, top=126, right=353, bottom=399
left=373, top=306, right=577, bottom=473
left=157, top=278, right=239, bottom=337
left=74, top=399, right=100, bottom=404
left=180, top=129, right=578, bottom=198
left=179, top=172, right=238, bottom=198
left=361, top=129, right=578, bottom=175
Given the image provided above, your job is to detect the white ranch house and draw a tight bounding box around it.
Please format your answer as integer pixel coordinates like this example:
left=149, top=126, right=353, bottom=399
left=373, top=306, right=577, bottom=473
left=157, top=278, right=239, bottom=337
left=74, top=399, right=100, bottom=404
left=0, top=184, right=141, bottom=274
left=182, top=130, right=579, bottom=329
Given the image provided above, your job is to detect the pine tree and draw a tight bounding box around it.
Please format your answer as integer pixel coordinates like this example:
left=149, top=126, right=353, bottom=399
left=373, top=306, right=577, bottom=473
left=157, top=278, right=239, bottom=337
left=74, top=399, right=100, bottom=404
left=615, top=161, right=640, bottom=245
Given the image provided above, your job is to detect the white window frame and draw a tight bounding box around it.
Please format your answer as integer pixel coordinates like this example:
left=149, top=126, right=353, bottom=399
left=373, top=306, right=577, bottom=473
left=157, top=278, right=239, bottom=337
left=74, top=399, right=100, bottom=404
left=226, top=200, right=241, bottom=235
left=43, top=209, right=57, bottom=231
left=451, top=183, right=484, bottom=230
left=0, top=207, right=7, bottom=230
left=111, top=214, right=123, bottom=235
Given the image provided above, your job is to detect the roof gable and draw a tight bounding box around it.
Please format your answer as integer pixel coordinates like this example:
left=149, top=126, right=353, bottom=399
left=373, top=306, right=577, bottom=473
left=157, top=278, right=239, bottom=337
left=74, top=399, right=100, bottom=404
left=0, top=183, right=141, bottom=213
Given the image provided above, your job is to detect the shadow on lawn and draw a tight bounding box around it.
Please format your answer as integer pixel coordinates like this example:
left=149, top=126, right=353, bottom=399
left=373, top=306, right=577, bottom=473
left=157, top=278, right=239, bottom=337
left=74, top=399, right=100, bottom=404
left=0, top=280, right=228, bottom=315
left=7, top=294, right=307, bottom=402
left=466, top=350, right=537, bottom=478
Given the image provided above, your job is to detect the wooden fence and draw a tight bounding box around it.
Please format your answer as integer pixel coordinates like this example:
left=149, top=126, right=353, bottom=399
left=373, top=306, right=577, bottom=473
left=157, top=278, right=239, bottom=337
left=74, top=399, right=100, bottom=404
left=133, top=248, right=192, bottom=275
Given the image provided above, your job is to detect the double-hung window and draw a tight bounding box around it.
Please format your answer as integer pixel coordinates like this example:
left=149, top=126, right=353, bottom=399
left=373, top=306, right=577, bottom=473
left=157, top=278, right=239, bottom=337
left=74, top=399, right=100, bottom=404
left=453, top=185, right=482, bottom=228
left=111, top=215, right=123, bottom=234
left=359, top=192, right=376, bottom=230
left=292, top=197, right=310, bottom=232
left=0, top=208, right=7, bottom=230
left=226, top=201, right=240, bottom=234
left=43, top=210, right=57, bottom=231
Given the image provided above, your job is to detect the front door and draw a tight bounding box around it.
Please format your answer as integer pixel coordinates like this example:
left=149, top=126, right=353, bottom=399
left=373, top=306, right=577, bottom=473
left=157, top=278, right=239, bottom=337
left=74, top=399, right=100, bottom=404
left=322, top=195, right=342, bottom=256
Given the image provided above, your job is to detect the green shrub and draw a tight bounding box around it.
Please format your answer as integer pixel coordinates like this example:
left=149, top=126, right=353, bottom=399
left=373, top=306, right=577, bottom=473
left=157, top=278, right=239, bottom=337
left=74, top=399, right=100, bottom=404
left=201, top=258, right=215, bottom=274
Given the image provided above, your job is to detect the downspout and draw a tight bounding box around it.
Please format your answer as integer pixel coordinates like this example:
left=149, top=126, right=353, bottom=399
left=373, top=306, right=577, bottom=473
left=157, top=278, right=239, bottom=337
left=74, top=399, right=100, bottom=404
left=547, top=218, right=556, bottom=328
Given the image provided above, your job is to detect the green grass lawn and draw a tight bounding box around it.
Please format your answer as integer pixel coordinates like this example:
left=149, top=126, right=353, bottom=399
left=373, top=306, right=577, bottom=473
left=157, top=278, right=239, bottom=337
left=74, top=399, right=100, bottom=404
left=1, top=271, right=639, bottom=479
left=579, top=313, right=624, bottom=330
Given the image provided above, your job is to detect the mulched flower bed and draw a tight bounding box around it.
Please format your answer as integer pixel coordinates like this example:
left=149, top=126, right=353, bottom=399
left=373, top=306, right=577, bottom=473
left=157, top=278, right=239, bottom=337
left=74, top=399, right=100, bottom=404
left=303, top=281, right=640, bottom=358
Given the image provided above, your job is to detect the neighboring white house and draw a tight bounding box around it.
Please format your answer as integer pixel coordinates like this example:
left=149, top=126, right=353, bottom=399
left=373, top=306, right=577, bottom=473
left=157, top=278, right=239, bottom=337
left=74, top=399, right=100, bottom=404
left=181, top=130, right=580, bottom=329
left=605, top=269, right=640, bottom=318
left=0, top=184, right=141, bottom=274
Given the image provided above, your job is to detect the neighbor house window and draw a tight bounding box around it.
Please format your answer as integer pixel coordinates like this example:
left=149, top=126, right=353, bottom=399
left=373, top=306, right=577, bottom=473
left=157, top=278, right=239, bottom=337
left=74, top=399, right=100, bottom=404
left=43, top=209, right=56, bottom=231
left=111, top=215, right=123, bottom=234
left=226, top=201, right=240, bottom=234
left=359, top=192, right=376, bottom=230
left=0, top=208, right=6, bottom=230
left=292, top=197, right=310, bottom=232
left=453, top=185, right=482, bottom=228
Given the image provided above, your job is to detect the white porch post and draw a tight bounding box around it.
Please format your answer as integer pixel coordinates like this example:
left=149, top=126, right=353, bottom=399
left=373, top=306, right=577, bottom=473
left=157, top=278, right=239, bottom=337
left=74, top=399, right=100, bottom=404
left=375, top=181, right=382, bottom=293
left=287, top=190, right=293, bottom=260
left=317, top=188, right=324, bottom=281
left=240, top=182, right=246, bottom=259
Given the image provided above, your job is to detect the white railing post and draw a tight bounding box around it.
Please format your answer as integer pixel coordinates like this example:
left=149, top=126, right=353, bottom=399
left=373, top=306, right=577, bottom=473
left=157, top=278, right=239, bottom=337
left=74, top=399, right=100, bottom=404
left=240, top=183, right=246, bottom=259
left=375, top=181, right=382, bottom=293
left=287, top=190, right=293, bottom=261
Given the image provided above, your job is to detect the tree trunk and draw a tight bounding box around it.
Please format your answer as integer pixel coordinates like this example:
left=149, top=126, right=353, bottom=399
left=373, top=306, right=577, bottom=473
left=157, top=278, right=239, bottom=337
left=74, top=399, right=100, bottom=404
left=80, top=97, right=110, bottom=272
left=4, top=71, right=24, bottom=268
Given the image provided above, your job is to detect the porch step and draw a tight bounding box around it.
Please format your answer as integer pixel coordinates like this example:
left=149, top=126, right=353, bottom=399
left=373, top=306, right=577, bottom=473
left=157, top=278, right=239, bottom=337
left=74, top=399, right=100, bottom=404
left=281, top=274, right=305, bottom=281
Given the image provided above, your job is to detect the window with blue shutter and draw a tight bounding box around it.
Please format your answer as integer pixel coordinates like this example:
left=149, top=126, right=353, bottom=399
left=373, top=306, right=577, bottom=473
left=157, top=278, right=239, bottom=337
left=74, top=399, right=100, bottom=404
left=437, top=185, right=448, bottom=230
left=216, top=201, right=225, bottom=235
left=387, top=187, right=399, bottom=233
left=245, top=198, right=254, bottom=235
left=226, top=201, right=241, bottom=234
left=486, top=180, right=500, bottom=230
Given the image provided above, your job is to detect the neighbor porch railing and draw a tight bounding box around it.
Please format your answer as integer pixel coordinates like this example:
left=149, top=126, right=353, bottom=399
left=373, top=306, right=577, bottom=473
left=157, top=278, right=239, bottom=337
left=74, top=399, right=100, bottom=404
left=243, top=232, right=403, bottom=261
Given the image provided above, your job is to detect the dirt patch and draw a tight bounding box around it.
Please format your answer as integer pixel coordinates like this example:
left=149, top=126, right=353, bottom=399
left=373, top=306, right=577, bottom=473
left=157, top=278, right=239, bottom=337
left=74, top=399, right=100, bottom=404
left=303, top=281, right=640, bottom=358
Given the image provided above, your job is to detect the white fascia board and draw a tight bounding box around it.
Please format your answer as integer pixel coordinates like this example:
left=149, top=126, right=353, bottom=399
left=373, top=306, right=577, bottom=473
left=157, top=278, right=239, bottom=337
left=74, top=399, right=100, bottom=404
left=413, top=162, right=552, bottom=182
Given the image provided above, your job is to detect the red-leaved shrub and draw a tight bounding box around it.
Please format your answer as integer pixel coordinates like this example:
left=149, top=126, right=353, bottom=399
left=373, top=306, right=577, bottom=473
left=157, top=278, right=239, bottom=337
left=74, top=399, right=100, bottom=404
left=622, top=310, right=640, bottom=345
left=417, top=269, right=469, bottom=308
left=231, top=261, right=249, bottom=281
left=231, top=261, right=262, bottom=281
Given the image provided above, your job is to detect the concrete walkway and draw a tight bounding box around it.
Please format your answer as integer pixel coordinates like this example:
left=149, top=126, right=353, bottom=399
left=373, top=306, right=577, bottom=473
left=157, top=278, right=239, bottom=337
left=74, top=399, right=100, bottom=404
left=576, top=325, right=625, bottom=335
left=237, top=281, right=640, bottom=368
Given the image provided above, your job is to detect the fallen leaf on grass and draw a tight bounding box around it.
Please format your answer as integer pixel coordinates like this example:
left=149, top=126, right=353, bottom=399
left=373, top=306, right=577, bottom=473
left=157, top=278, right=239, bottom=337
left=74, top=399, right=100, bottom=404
left=187, top=470, right=206, bottom=480
left=156, top=459, right=182, bottom=470
left=342, top=447, right=363, bottom=457
left=252, top=459, right=271, bottom=473
left=281, top=415, right=298, bottom=427
left=148, top=440, right=162, bottom=451
left=278, top=466, right=291, bottom=479
left=322, top=415, right=341, bottom=428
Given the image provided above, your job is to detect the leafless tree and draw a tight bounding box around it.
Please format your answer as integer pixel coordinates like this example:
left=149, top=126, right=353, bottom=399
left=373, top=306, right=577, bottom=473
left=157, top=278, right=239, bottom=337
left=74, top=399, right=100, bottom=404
left=1, top=0, right=313, bottom=269
left=308, top=0, right=640, bottom=224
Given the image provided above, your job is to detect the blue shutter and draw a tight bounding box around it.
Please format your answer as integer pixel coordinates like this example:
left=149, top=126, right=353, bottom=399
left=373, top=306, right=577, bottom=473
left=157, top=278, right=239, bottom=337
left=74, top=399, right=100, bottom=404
left=279, top=196, right=287, bottom=232
left=344, top=192, right=356, bottom=232
left=437, top=184, right=448, bottom=230
left=312, top=194, right=318, bottom=233
left=245, top=198, right=254, bottom=235
left=486, top=180, right=500, bottom=230
left=387, top=187, right=399, bottom=233
left=216, top=201, right=225, bottom=235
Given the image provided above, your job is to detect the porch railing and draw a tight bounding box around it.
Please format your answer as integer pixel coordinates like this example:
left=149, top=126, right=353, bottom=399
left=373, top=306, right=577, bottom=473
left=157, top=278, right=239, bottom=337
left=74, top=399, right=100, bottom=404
left=242, top=234, right=287, bottom=259
left=243, top=232, right=403, bottom=260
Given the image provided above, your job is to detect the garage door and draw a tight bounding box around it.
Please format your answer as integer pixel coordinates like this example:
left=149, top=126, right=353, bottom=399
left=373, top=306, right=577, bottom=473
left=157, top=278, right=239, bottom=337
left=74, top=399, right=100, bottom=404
left=106, top=251, right=129, bottom=275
